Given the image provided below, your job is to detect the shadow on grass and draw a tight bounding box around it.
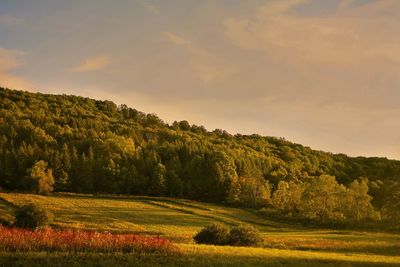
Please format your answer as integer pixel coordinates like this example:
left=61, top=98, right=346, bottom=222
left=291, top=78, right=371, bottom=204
left=0, top=252, right=399, bottom=267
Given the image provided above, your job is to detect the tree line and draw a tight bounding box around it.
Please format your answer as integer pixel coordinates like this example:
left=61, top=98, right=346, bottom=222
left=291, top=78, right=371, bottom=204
left=0, top=87, right=399, bottom=224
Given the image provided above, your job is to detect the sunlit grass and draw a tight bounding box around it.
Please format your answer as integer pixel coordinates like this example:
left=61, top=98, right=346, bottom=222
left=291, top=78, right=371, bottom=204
left=0, top=192, right=399, bottom=266
left=1, top=245, right=399, bottom=267
left=177, top=244, right=400, bottom=266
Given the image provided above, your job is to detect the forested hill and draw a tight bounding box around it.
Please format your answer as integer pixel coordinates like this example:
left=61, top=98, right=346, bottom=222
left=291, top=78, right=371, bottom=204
left=1, top=87, right=399, bottom=209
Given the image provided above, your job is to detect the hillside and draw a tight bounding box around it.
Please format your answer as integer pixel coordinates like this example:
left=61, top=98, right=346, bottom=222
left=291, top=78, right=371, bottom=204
left=0, top=87, right=400, bottom=222
left=0, top=193, right=399, bottom=266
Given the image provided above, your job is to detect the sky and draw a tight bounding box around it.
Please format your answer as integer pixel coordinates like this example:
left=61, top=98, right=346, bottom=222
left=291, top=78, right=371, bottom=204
left=0, top=0, right=399, bottom=159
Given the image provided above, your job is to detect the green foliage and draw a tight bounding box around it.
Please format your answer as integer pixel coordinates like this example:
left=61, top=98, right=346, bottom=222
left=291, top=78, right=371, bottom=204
left=228, top=224, right=262, bottom=247
left=1, top=191, right=399, bottom=266
left=0, top=87, right=399, bottom=221
left=271, top=176, right=379, bottom=223
left=208, top=151, right=239, bottom=203
left=25, top=160, right=55, bottom=194
left=343, top=179, right=379, bottom=222
left=149, top=163, right=167, bottom=196
left=271, top=180, right=304, bottom=214
left=301, top=175, right=346, bottom=221
left=194, top=223, right=262, bottom=247
left=193, top=223, right=230, bottom=245
left=382, top=180, right=400, bottom=222
left=238, top=177, right=271, bottom=207
left=14, top=204, right=53, bottom=229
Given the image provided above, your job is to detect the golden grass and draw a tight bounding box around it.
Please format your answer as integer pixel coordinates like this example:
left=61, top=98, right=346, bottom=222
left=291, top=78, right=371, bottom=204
left=0, top=192, right=399, bottom=264
left=177, top=244, right=400, bottom=266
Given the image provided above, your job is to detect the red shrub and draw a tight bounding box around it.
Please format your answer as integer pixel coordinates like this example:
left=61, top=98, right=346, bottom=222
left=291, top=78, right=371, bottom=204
left=0, top=226, right=174, bottom=253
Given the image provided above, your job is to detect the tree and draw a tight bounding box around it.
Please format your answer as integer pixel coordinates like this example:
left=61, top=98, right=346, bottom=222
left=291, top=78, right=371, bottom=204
left=177, top=120, right=191, bottom=131
left=149, top=163, right=167, bottom=196
left=342, top=179, right=378, bottom=221
left=102, top=158, right=121, bottom=193
left=208, top=152, right=240, bottom=203
left=2, top=86, right=400, bottom=214
left=25, top=160, right=54, bottom=194
left=164, top=155, right=184, bottom=197
left=301, top=175, right=345, bottom=221
left=382, top=181, right=400, bottom=221
left=271, top=180, right=304, bottom=214
left=55, top=170, right=70, bottom=192
left=239, top=177, right=271, bottom=208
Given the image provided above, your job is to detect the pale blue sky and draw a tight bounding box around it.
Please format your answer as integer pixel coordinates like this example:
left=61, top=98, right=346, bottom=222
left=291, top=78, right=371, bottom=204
left=1, top=0, right=399, bottom=159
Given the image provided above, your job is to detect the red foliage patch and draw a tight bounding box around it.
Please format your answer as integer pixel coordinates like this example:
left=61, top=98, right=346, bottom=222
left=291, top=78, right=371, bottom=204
left=0, top=226, right=174, bottom=253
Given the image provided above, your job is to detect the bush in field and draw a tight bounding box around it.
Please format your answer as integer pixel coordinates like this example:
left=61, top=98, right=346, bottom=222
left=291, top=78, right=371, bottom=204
left=14, top=204, right=53, bottom=229
left=228, top=224, right=262, bottom=246
left=194, top=223, right=230, bottom=245
left=194, top=223, right=262, bottom=247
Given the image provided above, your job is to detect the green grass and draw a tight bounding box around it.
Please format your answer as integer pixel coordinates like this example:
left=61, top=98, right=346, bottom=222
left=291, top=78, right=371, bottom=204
left=0, top=192, right=399, bottom=266
left=0, top=192, right=292, bottom=242
left=0, top=248, right=400, bottom=267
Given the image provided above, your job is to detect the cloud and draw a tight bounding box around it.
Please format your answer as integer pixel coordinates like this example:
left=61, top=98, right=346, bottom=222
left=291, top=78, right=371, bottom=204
left=69, top=55, right=110, bottom=72
left=2, top=0, right=397, bottom=158
left=0, top=48, right=31, bottom=90
left=162, top=31, right=190, bottom=46
left=258, top=0, right=311, bottom=16
left=140, top=1, right=159, bottom=14
left=337, top=0, right=357, bottom=11
left=162, top=31, right=236, bottom=83
left=224, top=0, right=400, bottom=65
left=347, top=0, right=400, bottom=17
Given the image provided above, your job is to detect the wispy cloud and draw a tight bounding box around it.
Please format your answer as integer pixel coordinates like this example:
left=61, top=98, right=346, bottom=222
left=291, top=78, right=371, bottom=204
left=162, top=31, right=190, bottom=46
left=337, top=0, right=357, bottom=11
left=224, top=0, right=400, bottom=65
left=140, top=0, right=159, bottom=14
left=69, top=55, right=110, bottom=72
left=0, top=48, right=31, bottom=90
left=2, top=0, right=399, bottom=158
left=162, top=31, right=236, bottom=83
left=258, top=0, right=310, bottom=16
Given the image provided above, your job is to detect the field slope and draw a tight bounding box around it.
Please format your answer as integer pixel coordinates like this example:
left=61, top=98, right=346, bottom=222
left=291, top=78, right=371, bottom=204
left=0, top=192, right=399, bottom=266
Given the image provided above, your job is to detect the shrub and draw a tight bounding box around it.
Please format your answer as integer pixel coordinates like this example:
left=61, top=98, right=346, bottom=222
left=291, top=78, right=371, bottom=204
left=193, top=223, right=230, bottom=245
left=228, top=224, right=262, bottom=247
left=194, top=223, right=263, bottom=247
left=14, top=204, right=53, bottom=229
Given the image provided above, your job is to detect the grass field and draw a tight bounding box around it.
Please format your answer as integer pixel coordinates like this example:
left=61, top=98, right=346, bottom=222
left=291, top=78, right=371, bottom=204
left=0, top=192, right=399, bottom=266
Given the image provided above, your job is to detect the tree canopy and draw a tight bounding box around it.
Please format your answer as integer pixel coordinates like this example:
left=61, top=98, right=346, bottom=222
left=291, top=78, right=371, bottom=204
left=1, top=87, right=399, bottom=223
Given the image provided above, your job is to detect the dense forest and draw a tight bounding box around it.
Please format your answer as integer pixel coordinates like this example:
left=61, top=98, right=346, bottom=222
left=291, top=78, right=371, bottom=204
left=0, top=87, right=399, bottom=223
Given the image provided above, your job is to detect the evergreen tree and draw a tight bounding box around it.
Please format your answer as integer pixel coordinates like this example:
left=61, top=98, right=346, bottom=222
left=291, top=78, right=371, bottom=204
left=0, top=87, right=397, bottom=222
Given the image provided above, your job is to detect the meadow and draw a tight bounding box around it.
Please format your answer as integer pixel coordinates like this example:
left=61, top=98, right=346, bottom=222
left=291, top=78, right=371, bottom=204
left=0, top=192, right=399, bottom=266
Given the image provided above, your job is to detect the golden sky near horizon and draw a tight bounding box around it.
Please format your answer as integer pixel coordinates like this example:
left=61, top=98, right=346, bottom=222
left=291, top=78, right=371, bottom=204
left=0, top=0, right=399, bottom=159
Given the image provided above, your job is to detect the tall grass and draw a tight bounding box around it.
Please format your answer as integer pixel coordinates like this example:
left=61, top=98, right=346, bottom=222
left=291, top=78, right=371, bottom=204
left=0, top=226, right=174, bottom=253
left=1, top=193, right=399, bottom=256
